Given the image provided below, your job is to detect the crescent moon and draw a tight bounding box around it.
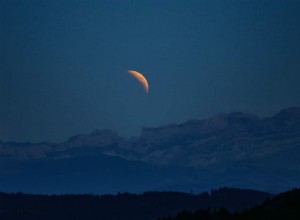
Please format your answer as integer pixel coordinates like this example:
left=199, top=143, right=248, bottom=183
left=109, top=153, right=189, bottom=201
left=128, top=70, right=149, bottom=93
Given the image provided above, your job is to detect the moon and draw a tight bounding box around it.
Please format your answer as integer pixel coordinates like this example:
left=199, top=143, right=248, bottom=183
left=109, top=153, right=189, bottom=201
left=128, top=70, right=149, bottom=93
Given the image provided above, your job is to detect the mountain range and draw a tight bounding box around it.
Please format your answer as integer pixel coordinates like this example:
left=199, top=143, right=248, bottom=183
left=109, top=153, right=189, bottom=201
left=0, top=107, right=300, bottom=194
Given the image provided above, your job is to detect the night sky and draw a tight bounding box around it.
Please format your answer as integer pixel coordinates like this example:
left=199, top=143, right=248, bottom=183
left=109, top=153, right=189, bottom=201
left=1, top=0, right=300, bottom=142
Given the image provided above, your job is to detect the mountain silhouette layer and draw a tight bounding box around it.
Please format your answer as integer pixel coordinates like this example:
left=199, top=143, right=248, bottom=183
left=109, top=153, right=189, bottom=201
left=0, top=107, right=299, bottom=194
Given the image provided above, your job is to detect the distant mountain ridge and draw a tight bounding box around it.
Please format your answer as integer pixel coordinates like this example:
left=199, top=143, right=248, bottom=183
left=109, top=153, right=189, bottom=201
left=0, top=107, right=300, bottom=194
left=1, top=107, right=300, bottom=167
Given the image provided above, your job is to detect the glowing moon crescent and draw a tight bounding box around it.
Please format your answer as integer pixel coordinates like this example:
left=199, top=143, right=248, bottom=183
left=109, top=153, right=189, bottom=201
left=128, top=70, right=149, bottom=93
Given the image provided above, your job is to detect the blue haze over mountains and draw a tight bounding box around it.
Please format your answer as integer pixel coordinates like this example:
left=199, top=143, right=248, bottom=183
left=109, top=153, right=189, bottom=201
left=0, top=107, right=300, bottom=194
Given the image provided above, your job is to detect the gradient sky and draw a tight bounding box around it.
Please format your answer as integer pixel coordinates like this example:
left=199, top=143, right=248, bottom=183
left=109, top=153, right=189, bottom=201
left=1, top=0, right=300, bottom=142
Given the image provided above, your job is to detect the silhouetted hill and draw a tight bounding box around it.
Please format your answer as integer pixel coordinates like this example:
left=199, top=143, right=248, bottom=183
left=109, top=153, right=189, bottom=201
left=0, top=188, right=272, bottom=220
left=161, top=188, right=300, bottom=220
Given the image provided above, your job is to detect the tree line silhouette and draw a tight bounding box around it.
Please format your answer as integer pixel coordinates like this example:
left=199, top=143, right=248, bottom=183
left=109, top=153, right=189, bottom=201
left=159, top=188, right=300, bottom=220
left=0, top=187, right=273, bottom=220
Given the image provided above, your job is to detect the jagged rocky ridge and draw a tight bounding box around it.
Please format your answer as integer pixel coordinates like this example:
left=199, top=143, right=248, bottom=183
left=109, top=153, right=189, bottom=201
left=1, top=107, right=300, bottom=168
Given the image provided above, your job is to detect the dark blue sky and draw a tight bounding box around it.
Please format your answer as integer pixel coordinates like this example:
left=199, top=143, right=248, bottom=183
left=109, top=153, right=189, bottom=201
left=1, top=0, right=300, bottom=142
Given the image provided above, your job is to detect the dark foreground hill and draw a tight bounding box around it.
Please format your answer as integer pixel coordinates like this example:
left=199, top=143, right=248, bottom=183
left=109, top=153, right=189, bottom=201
left=0, top=188, right=271, bottom=220
left=161, top=188, right=300, bottom=220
